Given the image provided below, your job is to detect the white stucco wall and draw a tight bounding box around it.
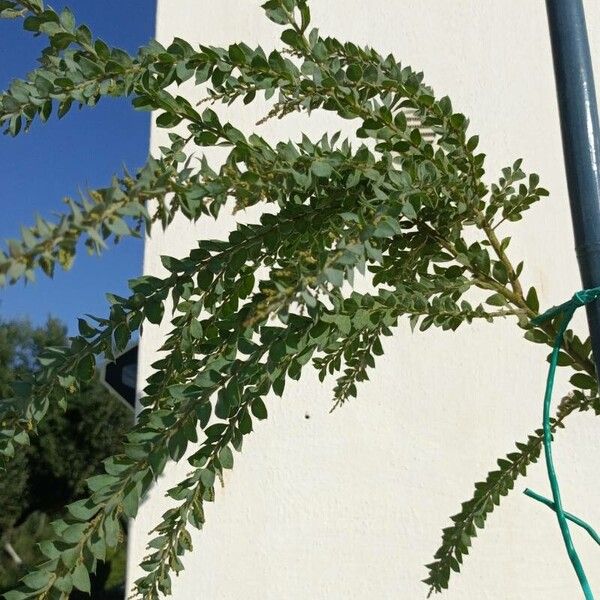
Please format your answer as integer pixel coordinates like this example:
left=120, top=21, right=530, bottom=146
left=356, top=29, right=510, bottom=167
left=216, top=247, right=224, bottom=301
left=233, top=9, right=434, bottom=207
left=129, top=2, right=600, bottom=598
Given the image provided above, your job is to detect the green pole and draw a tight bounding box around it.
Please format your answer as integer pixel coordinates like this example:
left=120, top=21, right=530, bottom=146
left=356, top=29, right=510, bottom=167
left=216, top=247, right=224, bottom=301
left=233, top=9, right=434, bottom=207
left=546, top=0, right=600, bottom=377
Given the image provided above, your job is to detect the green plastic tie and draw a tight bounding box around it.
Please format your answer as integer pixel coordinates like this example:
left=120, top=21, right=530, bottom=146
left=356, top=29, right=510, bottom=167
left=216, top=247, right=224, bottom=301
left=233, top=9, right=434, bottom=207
left=525, top=287, right=600, bottom=599
left=524, top=488, right=600, bottom=546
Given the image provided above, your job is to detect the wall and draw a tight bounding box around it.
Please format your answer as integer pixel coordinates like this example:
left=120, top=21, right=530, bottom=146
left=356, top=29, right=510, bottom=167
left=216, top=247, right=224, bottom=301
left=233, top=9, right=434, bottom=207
left=129, top=2, right=600, bottom=598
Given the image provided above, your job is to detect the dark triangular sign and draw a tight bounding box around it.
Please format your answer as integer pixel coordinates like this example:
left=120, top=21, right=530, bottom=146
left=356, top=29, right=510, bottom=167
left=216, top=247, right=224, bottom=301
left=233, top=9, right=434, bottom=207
left=102, top=344, right=138, bottom=411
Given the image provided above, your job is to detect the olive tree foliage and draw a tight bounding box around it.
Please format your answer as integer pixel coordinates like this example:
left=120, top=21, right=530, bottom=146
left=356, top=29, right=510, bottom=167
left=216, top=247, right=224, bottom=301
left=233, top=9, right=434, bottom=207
left=0, top=0, right=598, bottom=597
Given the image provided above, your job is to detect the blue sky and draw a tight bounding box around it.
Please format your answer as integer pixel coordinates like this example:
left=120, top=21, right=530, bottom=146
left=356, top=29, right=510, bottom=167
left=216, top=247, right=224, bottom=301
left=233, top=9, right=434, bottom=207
left=0, top=1, right=156, bottom=332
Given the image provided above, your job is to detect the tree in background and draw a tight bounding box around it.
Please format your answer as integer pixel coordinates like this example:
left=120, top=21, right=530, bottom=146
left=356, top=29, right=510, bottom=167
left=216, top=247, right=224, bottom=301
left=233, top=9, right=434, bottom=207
left=0, top=318, right=131, bottom=595
left=0, top=1, right=599, bottom=598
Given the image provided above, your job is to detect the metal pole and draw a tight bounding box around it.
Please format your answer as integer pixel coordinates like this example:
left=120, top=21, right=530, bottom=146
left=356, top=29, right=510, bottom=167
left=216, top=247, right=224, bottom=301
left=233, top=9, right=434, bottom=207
left=546, top=0, right=600, bottom=379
